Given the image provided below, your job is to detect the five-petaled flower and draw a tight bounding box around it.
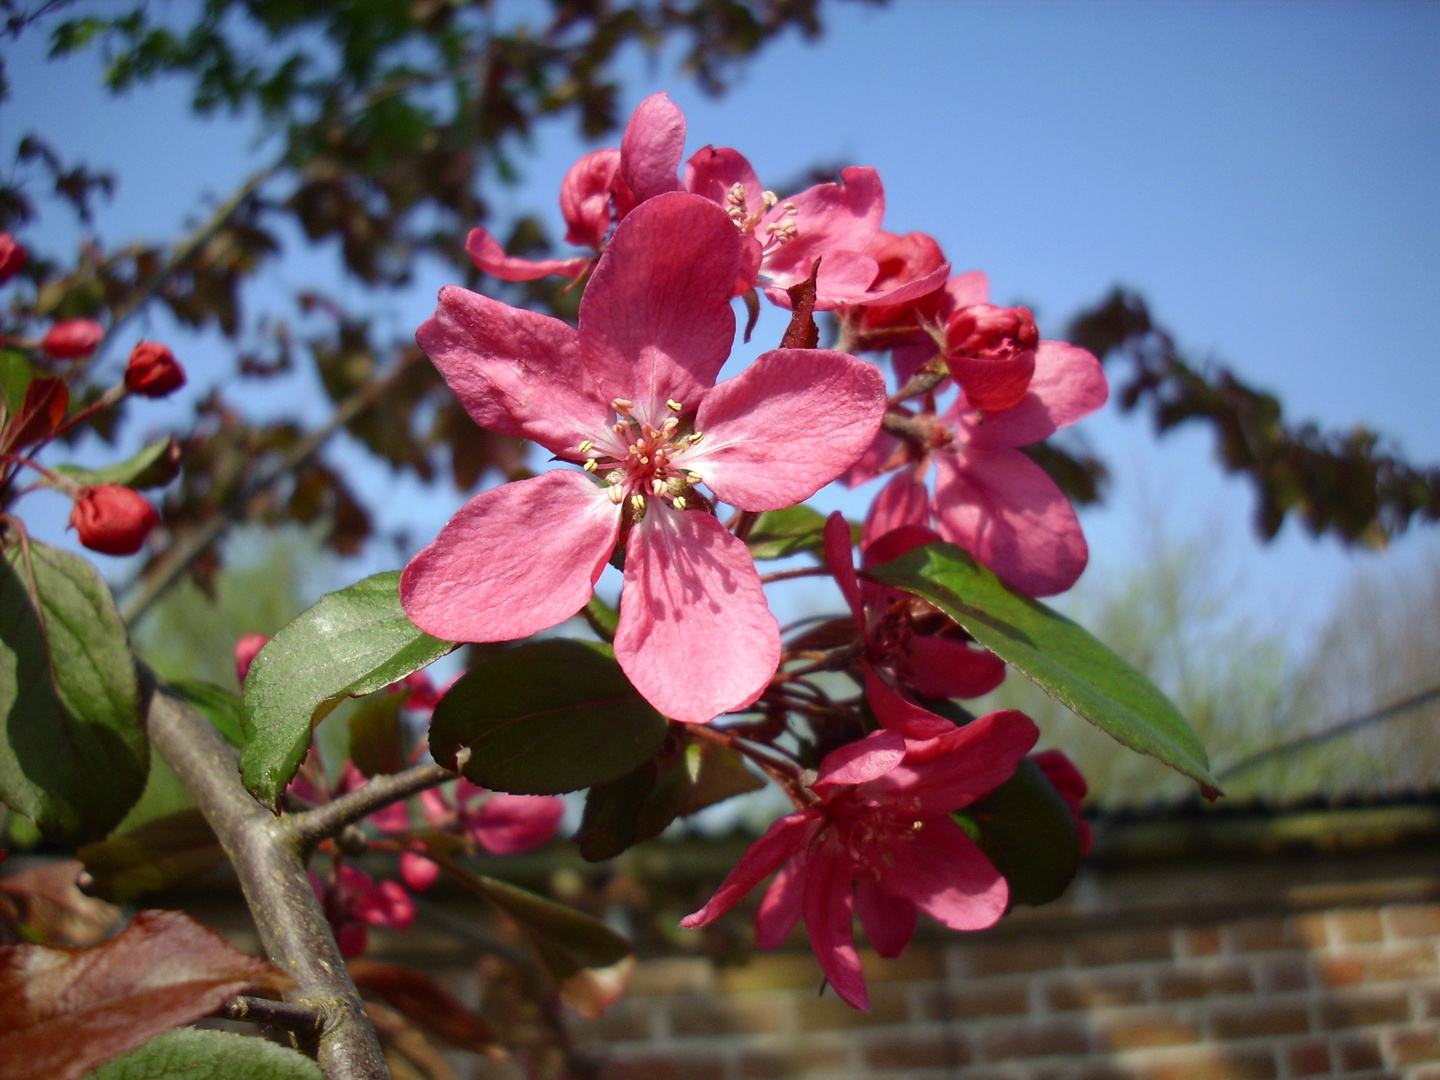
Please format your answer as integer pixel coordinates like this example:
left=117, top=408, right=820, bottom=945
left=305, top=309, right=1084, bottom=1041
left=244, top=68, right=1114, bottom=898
left=402, top=192, right=888, bottom=723
left=681, top=712, right=1038, bottom=1009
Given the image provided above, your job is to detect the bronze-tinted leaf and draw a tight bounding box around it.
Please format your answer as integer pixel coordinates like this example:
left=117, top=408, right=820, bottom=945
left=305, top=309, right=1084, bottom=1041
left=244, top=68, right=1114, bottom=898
left=349, top=959, right=499, bottom=1053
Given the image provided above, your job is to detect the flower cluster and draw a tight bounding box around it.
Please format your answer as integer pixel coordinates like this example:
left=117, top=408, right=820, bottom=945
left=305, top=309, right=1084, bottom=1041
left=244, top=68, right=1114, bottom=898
left=393, top=91, right=1108, bottom=1007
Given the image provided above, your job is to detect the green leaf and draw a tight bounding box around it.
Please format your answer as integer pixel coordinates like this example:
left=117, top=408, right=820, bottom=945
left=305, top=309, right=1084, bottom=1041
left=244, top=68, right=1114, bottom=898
left=0, top=348, right=36, bottom=415
left=866, top=541, right=1221, bottom=798
left=348, top=691, right=405, bottom=777
left=84, top=1027, right=323, bottom=1080
left=745, top=505, right=854, bottom=560
left=962, top=757, right=1081, bottom=906
left=472, top=874, right=631, bottom=974
left=167, top=680, right=244, bottom=747
left=430, top=640, right=668, bottom=795
left=239, top=571, right=454, bottom=809
left=0, top=540, right=147, bottom=842
left=55, top=438, right=179, bottom=490
left=77, top=808, right=223, bottom=904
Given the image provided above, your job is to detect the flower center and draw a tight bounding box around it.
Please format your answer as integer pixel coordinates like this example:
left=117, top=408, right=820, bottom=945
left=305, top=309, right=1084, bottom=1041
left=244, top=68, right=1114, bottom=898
left=725, top=183, right=799, bottom=253
left=826, top=790, right=925, bottom=878
left=576, top=398, right=705, bottom=517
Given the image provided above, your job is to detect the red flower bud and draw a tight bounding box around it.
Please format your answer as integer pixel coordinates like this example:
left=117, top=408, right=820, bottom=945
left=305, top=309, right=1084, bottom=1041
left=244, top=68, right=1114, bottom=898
left=69, top=484, right=159, bottom=556
left=124, top=341, right=186, bottom=397
left=42, top=318, right=104, bottom=361
left=944, top=303, right=1040, bottom=412
left=0, top=233, right=27, bottom=285
left=234, top=633, right=269, bottom=686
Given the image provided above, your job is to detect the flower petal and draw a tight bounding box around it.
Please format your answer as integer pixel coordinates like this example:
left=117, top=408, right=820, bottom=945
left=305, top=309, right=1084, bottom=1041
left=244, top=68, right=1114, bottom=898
left=884, top=816, right=1008, bottom=931
left=814, top=729, right=907, bottom=787
left=822, top=511, right=864, bottom=623
left=862, top=467, right=932, bottom=544
left=902, top=634, right=1007, bottom=700
left=855, top=880, right=917, bottom=959
left=401, top=471, right=619, bottom=643
left=579, top=193, right=740, bottom=426
left=932, top=445, right=1088, bottom=596
left=464, top=227, right=592, bottom=283
left=614, top=505, right=780, bottom=724
left=683, top=145, right=762, bottom=211
left=680, top=812, right=817, bottom=928
left=864, top=664, right=956, bottom=739
left=417, top=284, right=608, bottom=457
left=755, top=855, right=806, bottom=949
left=470, top=794, right=565, bottom=855
left=803, top=840, right=867, bottom=1010
left=685, top=348, right=886, bottom=510
left=762, top=166, right=885, bottom=286
left=560, top=149, right=622, bottom=250
left=969, top=341, right=1108, bottom=449
left=870, top=709, right=1038, bottom=816
left=620, top=92, right=685, bottom=203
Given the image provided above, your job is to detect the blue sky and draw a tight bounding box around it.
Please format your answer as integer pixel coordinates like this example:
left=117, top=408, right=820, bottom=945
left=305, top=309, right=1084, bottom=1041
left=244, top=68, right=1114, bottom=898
left=5, top=0, right=1439, bottom=659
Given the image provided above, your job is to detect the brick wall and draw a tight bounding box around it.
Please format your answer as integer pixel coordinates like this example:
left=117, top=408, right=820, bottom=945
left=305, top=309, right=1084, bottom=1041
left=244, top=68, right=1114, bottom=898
left=550, top=806, right=1440, bottom=1080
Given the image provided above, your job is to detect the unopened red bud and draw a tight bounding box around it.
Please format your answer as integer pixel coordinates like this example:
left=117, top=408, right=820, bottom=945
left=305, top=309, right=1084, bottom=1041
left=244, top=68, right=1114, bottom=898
left=69, top=484, right=159, bottom=556
left=944, top=304, right=1040, bottom=412
left=234, top=633, right=270, bottom=686
left=42, top=318, right=104, bottom=361
left=124, top=341, right=186, bottom=397
left=0, top=233, right=27, bottom=284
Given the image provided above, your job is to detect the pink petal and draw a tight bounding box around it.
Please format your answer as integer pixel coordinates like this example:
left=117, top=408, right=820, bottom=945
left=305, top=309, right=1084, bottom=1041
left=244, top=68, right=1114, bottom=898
left=862, top=467, right=932, bottom=544
left=417, top=284, right=609, bottom=457
left=400, top=851, right=440, bottom=892
left=418, top=787, right=453, bottom=827
left=560, top=149, right=621, bottom=250
left=855, top=880, right=917, bottom=959
left=680, top=812, right=817, bottom=928
left=861, top=524, right=942, bottom=568
left=932, top=445, right=1088, bottom=596
left=842, top=429, right=903, bottom=489
left=755, top=855, right=806, bottom=949
left=401, top=470, right=619, bottom=643
left=614, top=506, right=780, bottom=723
left=683, top=348, right=886, bottom=510
left=763, top=249, right=881, bottom=309
left=863, top=664, right=956, bottom=739
left=883, top=816, right=1008, bottom=931
left=814, top=730, right=907, bottom=787
left=802, top=840, right=867, bottom=1010
left=944, top=270, right=990, bottom=310
left=578, top=193, right=740, bottom=426
left=683, top=145, right=762, bottom=210
left=762, top=166, right=885, bottom=286
left=469, top=794, right=565, bottom=855
left=368, top=800, right=412, bottom=835
left=354, top=879, right=416, bottom=931
left=464, top=226, right=592, bottom=282
left=822, top=512, right=864, bottom=623
left=234, top=633, right=268, bottom=687
left=871, top=709, right=1038, bottom=816
left=902, top=634, right=1007, bottom=700
left=969, top=341, right=1108, bottom=449
left=620, top=92, right=685, bottom=203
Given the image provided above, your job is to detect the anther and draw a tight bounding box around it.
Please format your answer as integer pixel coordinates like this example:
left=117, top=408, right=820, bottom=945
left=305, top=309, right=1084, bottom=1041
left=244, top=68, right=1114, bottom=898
left=661, top=417, right=679, bottom=435
left=673, top=496, right=688, bottom=511
left=666, top=398, right=683, bottom=412
left=726, top=183, right=747, bottom=207
left=761, top=190, right=779, bottom=209
left=608, top=486, right=625, bottom=504
left=583, top=459, right=599, bottom=473
left=577, top=439, right=594, bottom=454
left=630, top=493, right=645, bottom=515
left=686, top=431, right=705, bottom=445
left=612, top=398, right=634, bottom=412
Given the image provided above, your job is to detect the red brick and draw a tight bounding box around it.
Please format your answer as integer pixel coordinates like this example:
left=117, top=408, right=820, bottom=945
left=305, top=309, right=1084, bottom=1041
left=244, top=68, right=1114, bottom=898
left=1256, top=955, right=1311, bottom=993
left=1419, top=987, right=1440, bottom=1019
left=1180, top=926, right=1224, bottom=958
left=603, top=1054, right=727, bottom=1080
left=918, top=977, right=1031, bottom=1020
left=667, top=992, right=790, bottom=1036
left=1383, top=905, right=1440, bottom=942
left=1046, top=972, right=1148, bottom=1011
left=1071, top=927, right=1176, bottom=967
left=1334, top=1034, right=1385, bottom=1072
left=861, top=947, right=942, bottom=983
left=1285, top=913, right=1331, bottom=949
left=980, top=1021, right=1091, bottom=1060
left=1317, top=988, right=1413, bottom=1030
left=1385, top=1026, right=1440, bottom=1066
left=796, top=984, right=908, bottom=1030
left=716, top=954, right=823, bottom=993
left=1097, top=1012, right=1203, bottom=1049
left=1210, top=1002, right=1312, bottom=1040
left=1155, top=964, right=1254, bottom=1001
left=1284, top=1039, right=1332, bottom=1077
left=1316, top=945, right=1440, bottom=987
left=570, top=999, right=654, bottom=1043
left=863, top=1032, right=969, bottom=1070
left=953, top=938, right=1068, bottom=977
left=1226, top=916, right=1316, bottom=954
left=738, top=1042, right=848, bottom=1078
left=1131, top=1048, right=1277, bottom=1080
left=1330, top=910, right=1385, bottom=945
left=627, top=957, right=713, bottom=996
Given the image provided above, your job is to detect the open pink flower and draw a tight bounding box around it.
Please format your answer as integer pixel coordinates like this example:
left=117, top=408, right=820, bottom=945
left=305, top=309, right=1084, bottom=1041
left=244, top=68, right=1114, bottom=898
left=681, top=712, right=1038, bottom=1009
left=418, top=780, right=565, bottom=856
left=823, top=513, right=1005, bottom=738
left=849, top=334, right=1108, bottom=597
left=403, top=192, right=887, bottom=722
left=311, top=864, right=415, bottom=957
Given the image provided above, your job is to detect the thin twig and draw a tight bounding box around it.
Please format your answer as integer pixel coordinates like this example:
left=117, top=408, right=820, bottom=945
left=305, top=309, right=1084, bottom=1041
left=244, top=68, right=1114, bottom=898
left=217, top=995, right=326, bottom=1037
left=759, top=565, right=831, bottom=585
left=286, top=762, right=454, bottom=851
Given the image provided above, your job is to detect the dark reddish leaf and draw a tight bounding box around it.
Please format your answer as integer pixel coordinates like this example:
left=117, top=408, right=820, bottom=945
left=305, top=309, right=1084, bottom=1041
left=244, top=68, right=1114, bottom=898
left=780, top=260, right=820, bottom=350
left=0, top=909, right=292, bottom=1080
left=0, top=859, right=122, bottom=946
left=4, top=377, right=68, bottom=452
left=349, top=959, right=500, bottom=1053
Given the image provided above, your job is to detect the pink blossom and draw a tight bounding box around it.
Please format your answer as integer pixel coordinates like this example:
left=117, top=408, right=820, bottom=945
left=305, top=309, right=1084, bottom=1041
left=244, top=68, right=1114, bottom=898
left=418, top=780, right=565, bottom=856
left=234, top=634, right=269, bottom=686
left=849, top=330, right=1108, bottom=597
left=681, top=712, right=1038, bottom=1009
left=823, top=513, right=1005, bottom=738
left=0, top=233, right=28, bottom=284
left=311, top=864, right=415, bottom=957
left=1030, top=749, right=1092, bottom=854
left=403, top=192, right=887, bottom=722
left=42, top=318, right=104, bottom=360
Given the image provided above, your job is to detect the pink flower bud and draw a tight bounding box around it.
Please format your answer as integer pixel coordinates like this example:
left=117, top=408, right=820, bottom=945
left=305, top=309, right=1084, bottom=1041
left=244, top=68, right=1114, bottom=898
left=0, top=233, right=27, bottom=284
left=69, top=484, right=159, bottom=556
left=944, top=304, right=1040, bottom=412
left=42, top=318, right=104, bottom=360
left=234, top=633, right=269, bottom=686
left=1030, top=749, right=1092, bottom=854
left=124, top=341, right=186, bottom=397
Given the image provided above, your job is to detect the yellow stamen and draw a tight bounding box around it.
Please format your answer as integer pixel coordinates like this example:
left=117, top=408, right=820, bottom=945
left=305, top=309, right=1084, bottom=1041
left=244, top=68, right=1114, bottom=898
left=666, top=398, right=683, bottom=412
left=583, top=459, right=598, bottom=473
left=577, top=439, right=594, bottom=454
left=673, top=496, right=688, bottom=511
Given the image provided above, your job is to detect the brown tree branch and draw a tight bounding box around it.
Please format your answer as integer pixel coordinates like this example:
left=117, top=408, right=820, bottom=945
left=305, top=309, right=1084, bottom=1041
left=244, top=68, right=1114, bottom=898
left=286, top=762, right=453, bottom=851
